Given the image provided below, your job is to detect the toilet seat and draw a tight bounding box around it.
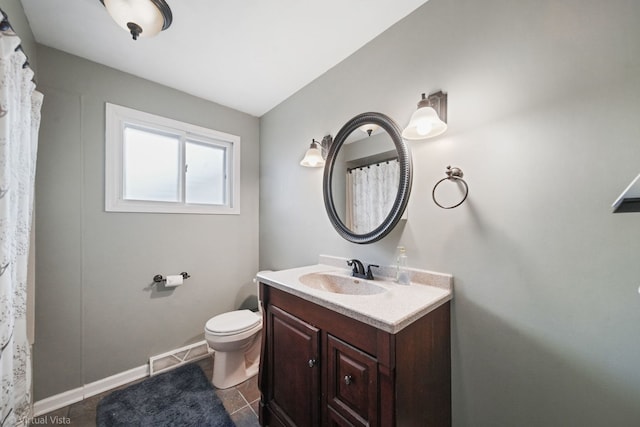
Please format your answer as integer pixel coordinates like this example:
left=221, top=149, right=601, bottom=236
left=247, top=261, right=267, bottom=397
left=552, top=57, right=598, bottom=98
left=205, top=309, right=261, bottom=336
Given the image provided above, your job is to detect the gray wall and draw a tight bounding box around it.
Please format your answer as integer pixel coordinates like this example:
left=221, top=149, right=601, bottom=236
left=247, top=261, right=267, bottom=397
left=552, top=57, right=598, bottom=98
left=34, top=46, right=260, bottom=400
left=260, top=0, right=640, bottom=425
left=0, top=0, right=36, bottom=70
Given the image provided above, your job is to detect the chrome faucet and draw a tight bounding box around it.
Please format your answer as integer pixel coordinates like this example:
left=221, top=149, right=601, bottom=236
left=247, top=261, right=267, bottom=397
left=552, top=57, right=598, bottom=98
left=347, top=259, right=379, bottom=280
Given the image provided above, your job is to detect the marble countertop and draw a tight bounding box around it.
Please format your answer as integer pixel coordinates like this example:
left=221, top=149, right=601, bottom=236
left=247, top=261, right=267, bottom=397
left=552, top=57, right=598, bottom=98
left=256, top=255, right=453, bottom=334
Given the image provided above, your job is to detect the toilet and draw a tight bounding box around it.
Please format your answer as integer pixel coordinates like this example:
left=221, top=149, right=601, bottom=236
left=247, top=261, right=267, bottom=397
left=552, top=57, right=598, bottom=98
left=204, top=309, right=262, bottom=389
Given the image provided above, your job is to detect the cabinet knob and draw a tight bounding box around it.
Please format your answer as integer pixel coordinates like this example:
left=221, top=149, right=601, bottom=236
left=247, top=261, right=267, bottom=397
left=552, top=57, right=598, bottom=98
left=344, top=375, right=353, bottom=385
left=308, top=358, right=317, bottom=368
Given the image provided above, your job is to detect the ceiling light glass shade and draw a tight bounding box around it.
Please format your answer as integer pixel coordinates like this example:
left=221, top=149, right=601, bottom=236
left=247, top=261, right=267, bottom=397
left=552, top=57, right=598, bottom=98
left=359, top=123, right=380, bottom=136
left=101, top=0, right=172, bottom=40
left=402, top=106, right=448, bottom=140
left=300, top=141, right=325, bottom=167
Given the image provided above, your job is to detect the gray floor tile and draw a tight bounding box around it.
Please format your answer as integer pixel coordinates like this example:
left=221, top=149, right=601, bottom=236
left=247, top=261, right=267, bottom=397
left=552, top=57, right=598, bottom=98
left=230, top=405, right=261, bottom=427
left=33, top=358, right=260, bottom=426
left=216, top=387, right=248, bottom=414
left=237, top=375, right=260, bottom=403
left=29, top=407, right=70, bottom=426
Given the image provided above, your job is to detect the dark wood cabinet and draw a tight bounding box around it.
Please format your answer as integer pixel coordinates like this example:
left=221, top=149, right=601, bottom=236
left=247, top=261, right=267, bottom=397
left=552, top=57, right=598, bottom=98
left=326, top=335, right=378, bottom=426
left=267, top=305, right=321, bottom=426
left=258, top=283, right=451, bottom=427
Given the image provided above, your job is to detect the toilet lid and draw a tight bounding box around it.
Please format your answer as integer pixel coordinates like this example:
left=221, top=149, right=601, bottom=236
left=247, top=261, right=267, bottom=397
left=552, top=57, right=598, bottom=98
left=205, top=310, right=261, bottom=335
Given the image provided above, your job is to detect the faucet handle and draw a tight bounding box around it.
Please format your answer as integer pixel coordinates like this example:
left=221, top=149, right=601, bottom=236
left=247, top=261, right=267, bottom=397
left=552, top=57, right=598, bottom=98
left=365, top=264, right=379, bottom=280
left=347, top=259, right=364, bottom=271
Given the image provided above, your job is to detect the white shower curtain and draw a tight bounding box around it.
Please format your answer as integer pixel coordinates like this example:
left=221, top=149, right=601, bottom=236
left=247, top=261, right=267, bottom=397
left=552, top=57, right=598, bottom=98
left=347, top=160, right=399, bottom=234
left=0, top=24, right=43, bottom=427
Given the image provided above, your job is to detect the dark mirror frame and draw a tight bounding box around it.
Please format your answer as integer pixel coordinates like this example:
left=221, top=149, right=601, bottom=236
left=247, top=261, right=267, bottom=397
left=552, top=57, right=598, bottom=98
left=323, top=112, right=412, bottom=244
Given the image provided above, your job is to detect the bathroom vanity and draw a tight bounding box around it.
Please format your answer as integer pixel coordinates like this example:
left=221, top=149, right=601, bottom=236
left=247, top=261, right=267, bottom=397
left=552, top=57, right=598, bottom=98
left=256, top=259, right=453, bottom=427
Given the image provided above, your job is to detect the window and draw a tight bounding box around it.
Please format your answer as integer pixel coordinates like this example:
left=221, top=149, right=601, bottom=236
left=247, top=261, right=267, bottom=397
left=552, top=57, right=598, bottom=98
left=105, top=103, right=240, bottom=214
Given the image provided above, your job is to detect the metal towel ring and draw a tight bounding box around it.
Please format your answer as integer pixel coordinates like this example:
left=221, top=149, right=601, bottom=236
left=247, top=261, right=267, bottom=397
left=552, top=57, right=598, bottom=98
left=432, top=166, right=468, bottom=209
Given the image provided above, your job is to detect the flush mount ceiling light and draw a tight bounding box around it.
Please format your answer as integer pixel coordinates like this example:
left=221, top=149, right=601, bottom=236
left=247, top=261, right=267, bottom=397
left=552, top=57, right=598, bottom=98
left=300, top=135, right=333, bottom=168
left=99, top=0, right=173, bottom=40
left=359, top=123, right=380, bottom=137
left=402, top=91, right=448, bottom=140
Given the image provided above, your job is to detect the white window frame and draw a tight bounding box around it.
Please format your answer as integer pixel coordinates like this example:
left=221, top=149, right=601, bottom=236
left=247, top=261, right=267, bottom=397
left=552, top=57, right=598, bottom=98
left=105, top=103, right=241, bottom=214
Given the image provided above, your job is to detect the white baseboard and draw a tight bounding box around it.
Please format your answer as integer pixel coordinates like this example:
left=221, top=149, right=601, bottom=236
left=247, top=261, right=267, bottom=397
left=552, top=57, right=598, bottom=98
left=33, top=341, right=214, bottom=417
left=84, top=364, right=150, bottom=399
left=33, top=364, right=149, bottom=417
left=33, top=341, right=212, bottom=417
left=32, top=387, right=85, bottom=417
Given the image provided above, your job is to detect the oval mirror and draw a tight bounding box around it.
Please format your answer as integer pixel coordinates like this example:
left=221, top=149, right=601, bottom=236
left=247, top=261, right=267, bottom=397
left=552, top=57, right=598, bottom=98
left=323, top=112, right=412, bottom=244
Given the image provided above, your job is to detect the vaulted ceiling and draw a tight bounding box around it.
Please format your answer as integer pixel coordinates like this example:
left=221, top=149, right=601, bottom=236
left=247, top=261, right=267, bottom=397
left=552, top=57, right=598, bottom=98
left=21, top=0, right=429, bottom=116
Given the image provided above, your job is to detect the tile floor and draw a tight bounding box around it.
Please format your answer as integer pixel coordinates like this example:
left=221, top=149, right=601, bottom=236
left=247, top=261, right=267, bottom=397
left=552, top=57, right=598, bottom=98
left=30, top=356, right=260, bottom=426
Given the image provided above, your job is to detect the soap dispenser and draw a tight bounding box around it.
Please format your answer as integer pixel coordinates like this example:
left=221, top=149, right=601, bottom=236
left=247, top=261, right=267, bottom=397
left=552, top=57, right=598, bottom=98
left=395, top=246, right=410, bottom=285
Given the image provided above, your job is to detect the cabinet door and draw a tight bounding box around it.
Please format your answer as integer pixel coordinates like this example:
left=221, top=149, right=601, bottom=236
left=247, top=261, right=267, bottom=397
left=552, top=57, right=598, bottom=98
left=327, top=335, right=378, bottom=427
left=267, top=305, right=321, bottom=427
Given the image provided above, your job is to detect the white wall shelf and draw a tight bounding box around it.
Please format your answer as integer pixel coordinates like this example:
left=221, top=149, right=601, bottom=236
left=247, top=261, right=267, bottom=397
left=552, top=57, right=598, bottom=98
left=612, top=173, right=640, bottom=213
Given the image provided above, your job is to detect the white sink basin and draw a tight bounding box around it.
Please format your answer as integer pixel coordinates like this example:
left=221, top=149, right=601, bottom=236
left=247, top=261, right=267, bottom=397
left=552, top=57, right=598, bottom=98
left=298, top=272, right=387, bottom=295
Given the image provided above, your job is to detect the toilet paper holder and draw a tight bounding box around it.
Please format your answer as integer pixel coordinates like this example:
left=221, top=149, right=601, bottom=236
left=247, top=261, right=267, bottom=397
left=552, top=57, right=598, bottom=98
left=153, top=272, right=191, bottom=283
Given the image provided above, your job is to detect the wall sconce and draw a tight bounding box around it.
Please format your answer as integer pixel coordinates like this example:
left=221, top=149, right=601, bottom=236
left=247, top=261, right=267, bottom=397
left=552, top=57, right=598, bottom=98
left=402, top=91, right=448, bottom=140
left=99, top=0, right=173, bottom=40
left=300, top=135, right=333, bottom=167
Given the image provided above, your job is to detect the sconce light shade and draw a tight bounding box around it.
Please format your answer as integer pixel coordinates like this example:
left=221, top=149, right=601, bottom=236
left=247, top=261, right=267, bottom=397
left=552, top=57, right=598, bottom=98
left=300, top=135, right=333, bottom=168
left=402, top=91, right=448, bottom=140
left=100, top=0, right=172, bottom=40
left=300, top=142, right=325, bottom=167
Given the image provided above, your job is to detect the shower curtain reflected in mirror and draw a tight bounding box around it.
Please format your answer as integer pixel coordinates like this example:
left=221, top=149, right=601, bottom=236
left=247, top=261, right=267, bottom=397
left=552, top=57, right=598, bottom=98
left=0, top=12, right=43, bottom=426
left=346, top=159, right=399, bottom=234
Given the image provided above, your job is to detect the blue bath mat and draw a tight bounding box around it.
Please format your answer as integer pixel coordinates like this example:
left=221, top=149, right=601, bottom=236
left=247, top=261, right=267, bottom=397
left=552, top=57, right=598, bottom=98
left=96, top=363, right=234, bottom=427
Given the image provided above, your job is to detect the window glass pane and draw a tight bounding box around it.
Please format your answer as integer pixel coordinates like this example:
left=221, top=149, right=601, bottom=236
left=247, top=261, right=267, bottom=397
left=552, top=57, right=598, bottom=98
left=106, top=103, right=240, bottom=214
left=123, top=126, right=180, bottom=202
left=185, top=141, right=226, bottom=205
